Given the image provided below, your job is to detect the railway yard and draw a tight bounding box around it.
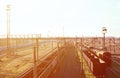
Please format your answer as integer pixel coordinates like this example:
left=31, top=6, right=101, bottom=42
left=0, top=0, right=120, bottom=77
left=0, top=38, right=63, bottom=78
left=0, top=37, right=120, bottom=78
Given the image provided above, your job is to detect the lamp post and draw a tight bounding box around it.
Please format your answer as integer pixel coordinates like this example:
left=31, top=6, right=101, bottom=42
left=6, top=5, right=11, bottom=56
left=102, top=27, right=107, bottom=50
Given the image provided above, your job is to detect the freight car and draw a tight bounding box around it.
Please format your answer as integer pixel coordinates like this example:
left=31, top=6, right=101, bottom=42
left=83, top=50, right=106, bottom=77
left=89, top=47, right=111, bottom=66
left=81, top=47, right=107, bottom=77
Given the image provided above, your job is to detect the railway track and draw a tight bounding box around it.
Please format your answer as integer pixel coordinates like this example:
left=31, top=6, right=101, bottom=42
left=108, top=68, right=120, bottom=78
left=0, top=41, right=61, bottom=78
left=106, top=57, right=120, bottom=78
left=17, top=46, right=64, bottom=78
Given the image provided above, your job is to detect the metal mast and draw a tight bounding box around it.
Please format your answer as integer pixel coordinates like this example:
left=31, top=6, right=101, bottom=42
left=6, top=5, right=11, bottom=56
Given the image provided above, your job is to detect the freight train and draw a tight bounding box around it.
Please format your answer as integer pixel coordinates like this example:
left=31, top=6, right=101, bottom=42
left=81, top=46, right=111, bottom=77
left=89, top=47, right=111, bottom=66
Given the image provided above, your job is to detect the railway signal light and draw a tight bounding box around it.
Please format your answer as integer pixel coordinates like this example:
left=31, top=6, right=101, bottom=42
left=102, top=27, right=107, bottom=50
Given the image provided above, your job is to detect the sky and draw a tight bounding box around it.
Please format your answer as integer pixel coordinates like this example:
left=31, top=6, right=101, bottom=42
left=0, top=0, right=120, bottom=37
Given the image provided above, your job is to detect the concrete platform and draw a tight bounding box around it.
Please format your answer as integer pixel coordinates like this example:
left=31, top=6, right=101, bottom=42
left=49, top=44, right=85, bottom=78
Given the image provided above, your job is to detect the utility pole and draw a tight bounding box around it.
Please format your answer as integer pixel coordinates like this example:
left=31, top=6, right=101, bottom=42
left=80, top=37, right=83, bottom=78
left=33, top=46, right=37, bottom=78
left=109, top=38, right=111, bottom=51
left=36, top=34, right=39, bottom=60
left=113, top=38, right=116, bottom=54
left=52, top=39, right=53, bottom=50
left=6, top=5, right=11, bottom=56
left=62, top=26, right=64, bottom=37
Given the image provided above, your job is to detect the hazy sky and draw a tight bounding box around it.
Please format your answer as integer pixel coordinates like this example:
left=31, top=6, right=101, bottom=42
left=0, top=0, right=120, bottom=37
